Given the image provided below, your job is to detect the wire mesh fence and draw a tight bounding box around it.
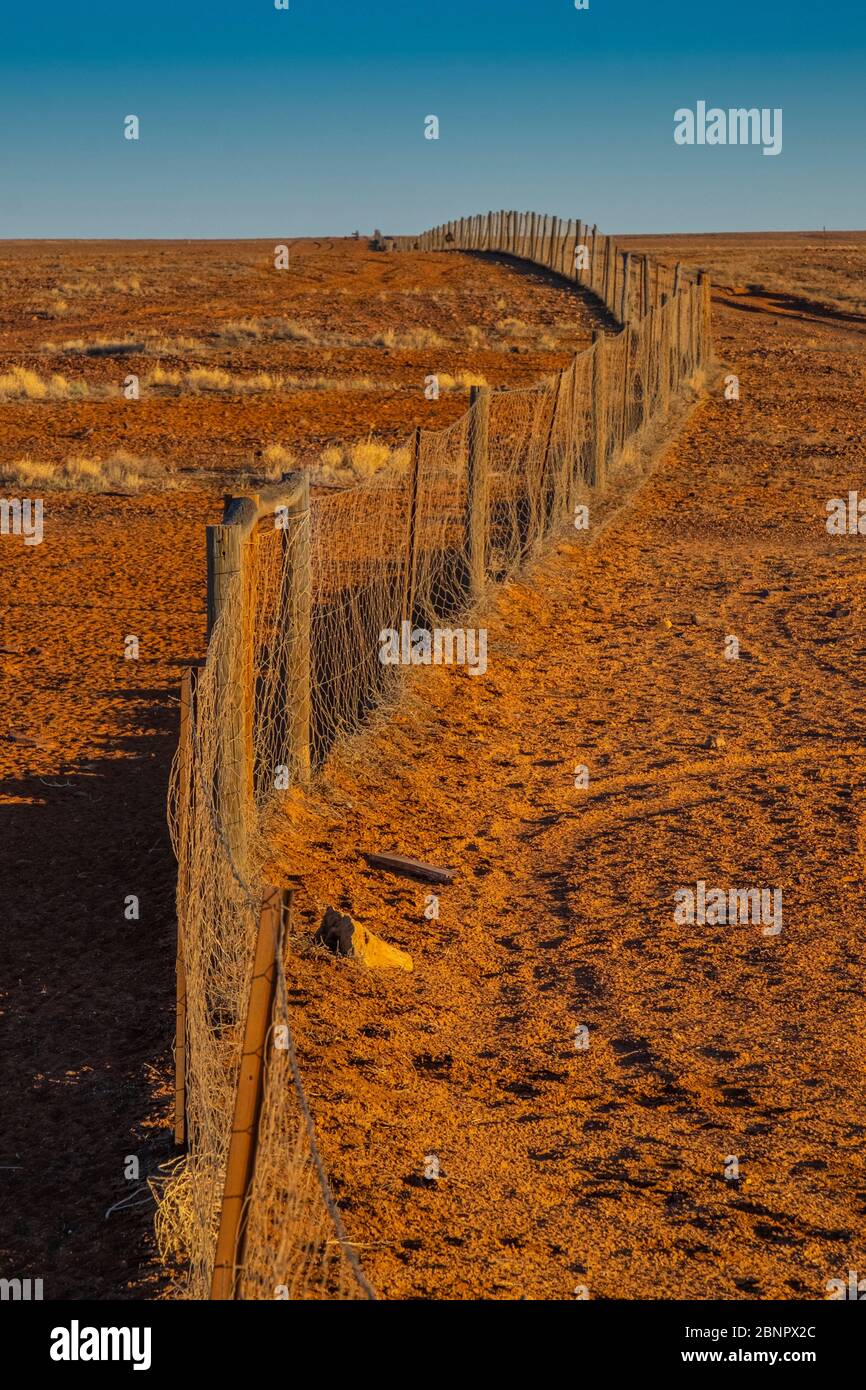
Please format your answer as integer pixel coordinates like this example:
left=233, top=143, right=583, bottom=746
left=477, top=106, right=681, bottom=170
left=156, top=212, right=712, bottom=1300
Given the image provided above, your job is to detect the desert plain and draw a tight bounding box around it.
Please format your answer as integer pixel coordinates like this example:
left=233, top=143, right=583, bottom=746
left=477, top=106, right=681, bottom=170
left=2, top=230, right=865, bottom=1298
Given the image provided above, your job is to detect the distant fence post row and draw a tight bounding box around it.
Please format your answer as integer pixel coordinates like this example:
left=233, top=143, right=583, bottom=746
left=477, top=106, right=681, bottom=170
left=392, top=208, right=711, bottom=347
left=162, top=210, right=713, bottom=1300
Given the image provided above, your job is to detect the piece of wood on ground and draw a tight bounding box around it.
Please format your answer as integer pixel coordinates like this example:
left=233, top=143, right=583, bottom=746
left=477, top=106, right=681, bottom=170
left=362, top=852, right=456, bottom=885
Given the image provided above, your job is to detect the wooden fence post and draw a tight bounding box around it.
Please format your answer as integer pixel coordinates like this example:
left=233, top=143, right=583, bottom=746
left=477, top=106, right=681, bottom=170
left=639, top=307, right=650, bottom=416
left=574, top=220, right=583, bottom=281
left=284, top=475, right=312, bottom=786
left=541, top=370, right=565, bottom=533
left=590, top=330, right=608, bottom=488
left=659, top=295, right=672, bottom=412
left=620, top=251, right=632, bottom=325
left=403, top=426, right=422, bottom=625
left=619, top=326, right=631, bottom=446
left=564, top=354, right=580, bottom=511
left=466, top=386, right=490, bottom=603
left=698, top=271, right=712, bottom=363
left=610, top=243, right=618, bottom=317
left=206, top=519, right=252, bottom=872
left=673, top=262, right=682, bottom=297
left=174, top=664, right=197, bottom=1148
left=210, top=885, right=286, bottom=1300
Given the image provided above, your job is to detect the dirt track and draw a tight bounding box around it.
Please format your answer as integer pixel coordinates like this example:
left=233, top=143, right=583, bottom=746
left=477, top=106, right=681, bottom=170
left=276, top=271, right=866, bottom=1300
left=2, top=237, right=865, bottom=1299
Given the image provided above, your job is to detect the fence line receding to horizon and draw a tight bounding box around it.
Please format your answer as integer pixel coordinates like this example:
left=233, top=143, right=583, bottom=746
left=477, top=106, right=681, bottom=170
left=156, top=210, right=713, bottom=1300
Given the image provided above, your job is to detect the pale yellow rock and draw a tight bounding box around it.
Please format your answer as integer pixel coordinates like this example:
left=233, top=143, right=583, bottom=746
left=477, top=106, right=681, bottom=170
left=351, top=920, right=413, bottom=972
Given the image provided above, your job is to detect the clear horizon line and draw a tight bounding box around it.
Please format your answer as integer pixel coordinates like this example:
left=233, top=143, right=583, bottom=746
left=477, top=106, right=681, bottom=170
left=1, top=227, right=864, bottom=243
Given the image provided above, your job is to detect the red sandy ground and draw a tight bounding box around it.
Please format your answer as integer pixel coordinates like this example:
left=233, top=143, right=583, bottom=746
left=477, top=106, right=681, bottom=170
left=1, top=235, right=865, bottom=1299
left=0, top=238, right=607, bottom=475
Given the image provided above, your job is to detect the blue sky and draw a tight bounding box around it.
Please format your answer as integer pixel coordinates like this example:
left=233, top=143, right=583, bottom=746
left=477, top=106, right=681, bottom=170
left=1, top=0, right=863, bottom=236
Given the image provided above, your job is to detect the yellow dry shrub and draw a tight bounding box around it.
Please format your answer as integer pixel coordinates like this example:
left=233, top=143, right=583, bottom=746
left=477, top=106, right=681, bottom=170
left=261, top=444, right=298, bottom=479
left=149, top=366, right=182, bottom=388
left=219, top=318, right=263, bottom=341
left=0, top=450, right=170, bottom=493
left=245, top=372, right=277, bottom=392
left=348, top=441, right=392, bottom=478
left=219, top=318, right=316, bottom=345
left=0, top=367, right=90, bottom=400
left=315, top=437, right=409, bottom=486
left=373, top=326, right=447, bottom=350
left=187, top=367, right=233, bottom=392
left=3, top=457, right=55, bottom=484
left=496, top=317, right=528, bottom=335
left=433, top=371, right=488, bottom=391
left=0, top=367, right=49, bottom=399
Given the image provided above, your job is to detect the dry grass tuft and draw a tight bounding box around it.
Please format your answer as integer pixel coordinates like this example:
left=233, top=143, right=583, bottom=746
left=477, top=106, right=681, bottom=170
left=261, top=444, right=299, bottom=479
left=462, top=324, right=486, bottom=350
left=145, top=367, right=380, bottom=396
left=312, top=437, right=410, bottom=486
left=435, top=371, right=489, bottom=391
left=47, top=336, right=148, bottom=357
left=51, top=275, right=142, bottom=297
left=373, top=326, right=448, bottom=350
left=150, top=365, right=233, bottom=392
left=0, top=367, right=90, bottom=401
left=217, top=318, right=317, bottom=345
left=0, top=450, right=173, bottom=493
